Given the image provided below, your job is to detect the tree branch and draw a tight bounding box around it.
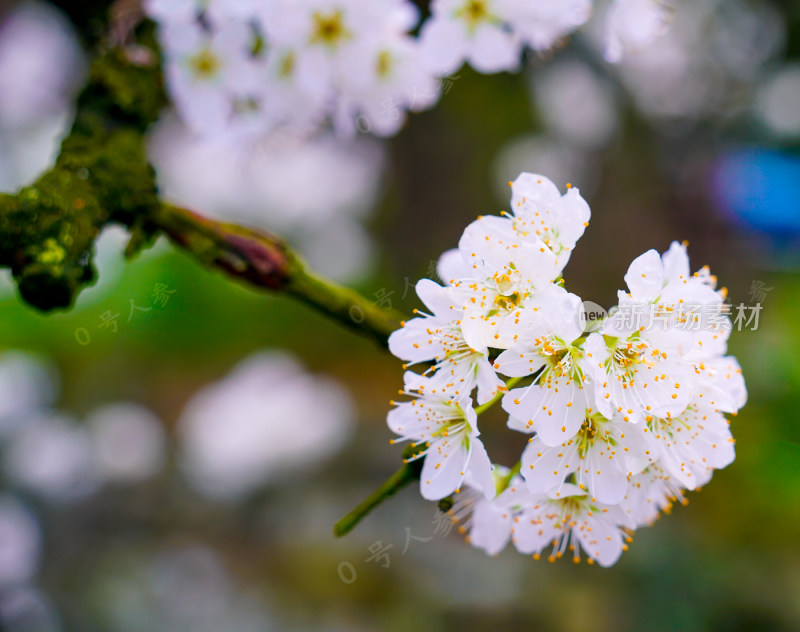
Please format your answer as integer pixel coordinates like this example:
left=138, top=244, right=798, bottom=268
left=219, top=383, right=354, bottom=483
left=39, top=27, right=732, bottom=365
left=333, top=463, right=418, bottom=537
left=0, top=12, right=402, bottom=346
left=151, top=204, right=403, bottom=346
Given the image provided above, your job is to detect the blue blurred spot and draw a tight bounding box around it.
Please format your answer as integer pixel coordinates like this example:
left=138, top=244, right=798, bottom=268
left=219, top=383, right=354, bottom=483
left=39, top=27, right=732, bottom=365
left=712, top=148, right=800, bottom=235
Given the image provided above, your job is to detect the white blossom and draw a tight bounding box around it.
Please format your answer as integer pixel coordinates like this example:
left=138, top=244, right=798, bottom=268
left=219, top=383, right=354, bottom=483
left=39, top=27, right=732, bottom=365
left=388, top=372, right=495, bottom=500
left=87, top=403, right=167, bottom=484
left=383, top=170, right=745, bottom=567
left=643, top=398, right=734, bottom=491
left=144, top=0, right=682, bottom=142
left=177, top=352, right=354, bottom=501
left=419, top=0, right=521, bottom=75
left=502, top=0, right=592, bottom=52
left=519, top=391, right=650, bottom=504
left=446, top=214, right=560, bottom=350
left=498, top=285, right=589, bottom=445
left=334, top=29, right=440, bottom=136
left=507, top=173, right=592, bottom=273
left=620, top=464, right=686, bottom=527
left=511, top=483, right=628, bottom=566
left=467, top=475, right=533, bottom=556
left=159, top=18, right=262, bottom=136
left=605, top=242, right=731, bottom=359
left=604, top=0, right=674, bottom=63
left=389, top=279, right=504, bottom=405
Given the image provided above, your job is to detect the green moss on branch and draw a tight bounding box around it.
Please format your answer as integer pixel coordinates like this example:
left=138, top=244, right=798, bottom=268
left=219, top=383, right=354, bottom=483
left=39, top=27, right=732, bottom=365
left=0, top=34, right=164, bottom=309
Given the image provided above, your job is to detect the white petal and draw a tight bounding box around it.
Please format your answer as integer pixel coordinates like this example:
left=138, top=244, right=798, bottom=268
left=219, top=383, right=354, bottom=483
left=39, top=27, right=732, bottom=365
left=388, top=318, right=445, bottom=364
left=513, top=505, right=559, bottom=555
left=624, top=249, right=664, bottom=301
left=420, top=436, right=469, bottom=500
left=520, top=438, right=575, bottom=496
left=467, top=438, right=496, bottom=499
left=419, top=17, right=467, bottom=75
left=510, top=172, right=562, bottom=211
left=470, top=499, right=513, bottom=556
left=580, top=445, right=629, bottom=504
left=475, top=357, right=504, bottom=406
left=437, top=248, right=472, bottom=284
left=495, top=348, right=547, bottom=378
left=468, top=24, right=520, bottom=74
left=575, top=515, right=624, bottom=567
left=517, top=379, right=587, bottom=446
left=416, top=278, right=458, bottom=318
left=661, top=240, right=690, bottom=283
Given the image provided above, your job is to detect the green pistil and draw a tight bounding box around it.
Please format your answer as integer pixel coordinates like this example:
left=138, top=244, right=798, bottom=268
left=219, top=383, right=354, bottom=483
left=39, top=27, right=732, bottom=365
left=576, top=412, right=613, bottom=457
left=492, top=291, right=521, bottom=312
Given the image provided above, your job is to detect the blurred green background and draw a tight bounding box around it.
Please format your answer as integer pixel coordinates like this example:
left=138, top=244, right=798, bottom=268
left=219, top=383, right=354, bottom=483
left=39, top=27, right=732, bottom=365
left=1, top=0, right=799, bottom=631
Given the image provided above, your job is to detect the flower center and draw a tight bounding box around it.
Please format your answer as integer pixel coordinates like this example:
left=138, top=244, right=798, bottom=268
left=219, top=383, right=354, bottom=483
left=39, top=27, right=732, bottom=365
left=278, top=51, right=295, bottom=77
left=427, top=402, right=472, bottom=442
left=311, top=10, right=351, bottom=48
left=376, top=50, right=394, bottom=78
left=493, top=291, right=521, bottom=311
left=537, top=337, right=581, bottom=382
left=647, top=408, right=692, bottom=439
left=575, top=413, right=612, bottom=457
left=486, top=267, right=529, bottom=315
left=608, top=338, right=654, bottom=381
left=458, top=0, right=490, bottom=27
left=188, top=49, right=221, bottom=79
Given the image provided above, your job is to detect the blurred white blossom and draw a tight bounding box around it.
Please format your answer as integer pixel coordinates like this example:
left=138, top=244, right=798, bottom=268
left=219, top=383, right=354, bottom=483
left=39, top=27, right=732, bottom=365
left=87, top=403, right=167, bottom=484
left=504, top=0, right=592, bottom=53
left=151, top=0, right=439, bottom=139
left=0, top=352, right=58, bottom=438
left=531, top=59, right=618, bottom=149
left=4, top=413, right=101, bottom=503
left=0, top=496, right=41, bottom=586
left=146, top=0, right=679, bottom=143
left=177, top=352, right=354, bottom=501
left=0, top=2, right=84, bottom=193
left=0, top=1, right=84, bottom=129
left=419, top=0, right=521, bottom=75
left=604, top=0, right=673, bottom=63
left=148, top=116, right=382, bottom=282
left=755, top=64, right=800, bottom=139
left=0, top=586, right=61, bottom=632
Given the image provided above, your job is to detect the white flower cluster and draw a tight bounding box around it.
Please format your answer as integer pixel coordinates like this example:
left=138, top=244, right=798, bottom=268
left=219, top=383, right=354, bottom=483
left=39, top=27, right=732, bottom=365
left=387, top=172, right=746, bottom=566
left=145, top=0, right=674, bottom=139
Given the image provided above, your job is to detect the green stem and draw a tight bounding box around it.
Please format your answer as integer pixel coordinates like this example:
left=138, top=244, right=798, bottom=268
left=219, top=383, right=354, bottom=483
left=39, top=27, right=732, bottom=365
left=496, top=460, right=521, bottom=495
left=150, top=204, right=404, bottom=347
left=333, top=463, right=418, bottom=537
left=474, top=376, right=523, bottom=415
left=285, top=258, right=405, bottom=348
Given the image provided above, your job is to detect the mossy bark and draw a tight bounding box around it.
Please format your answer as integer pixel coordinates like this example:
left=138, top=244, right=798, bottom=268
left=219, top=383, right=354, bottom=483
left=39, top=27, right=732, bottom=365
left=0, top=26, right=164, bottom=310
